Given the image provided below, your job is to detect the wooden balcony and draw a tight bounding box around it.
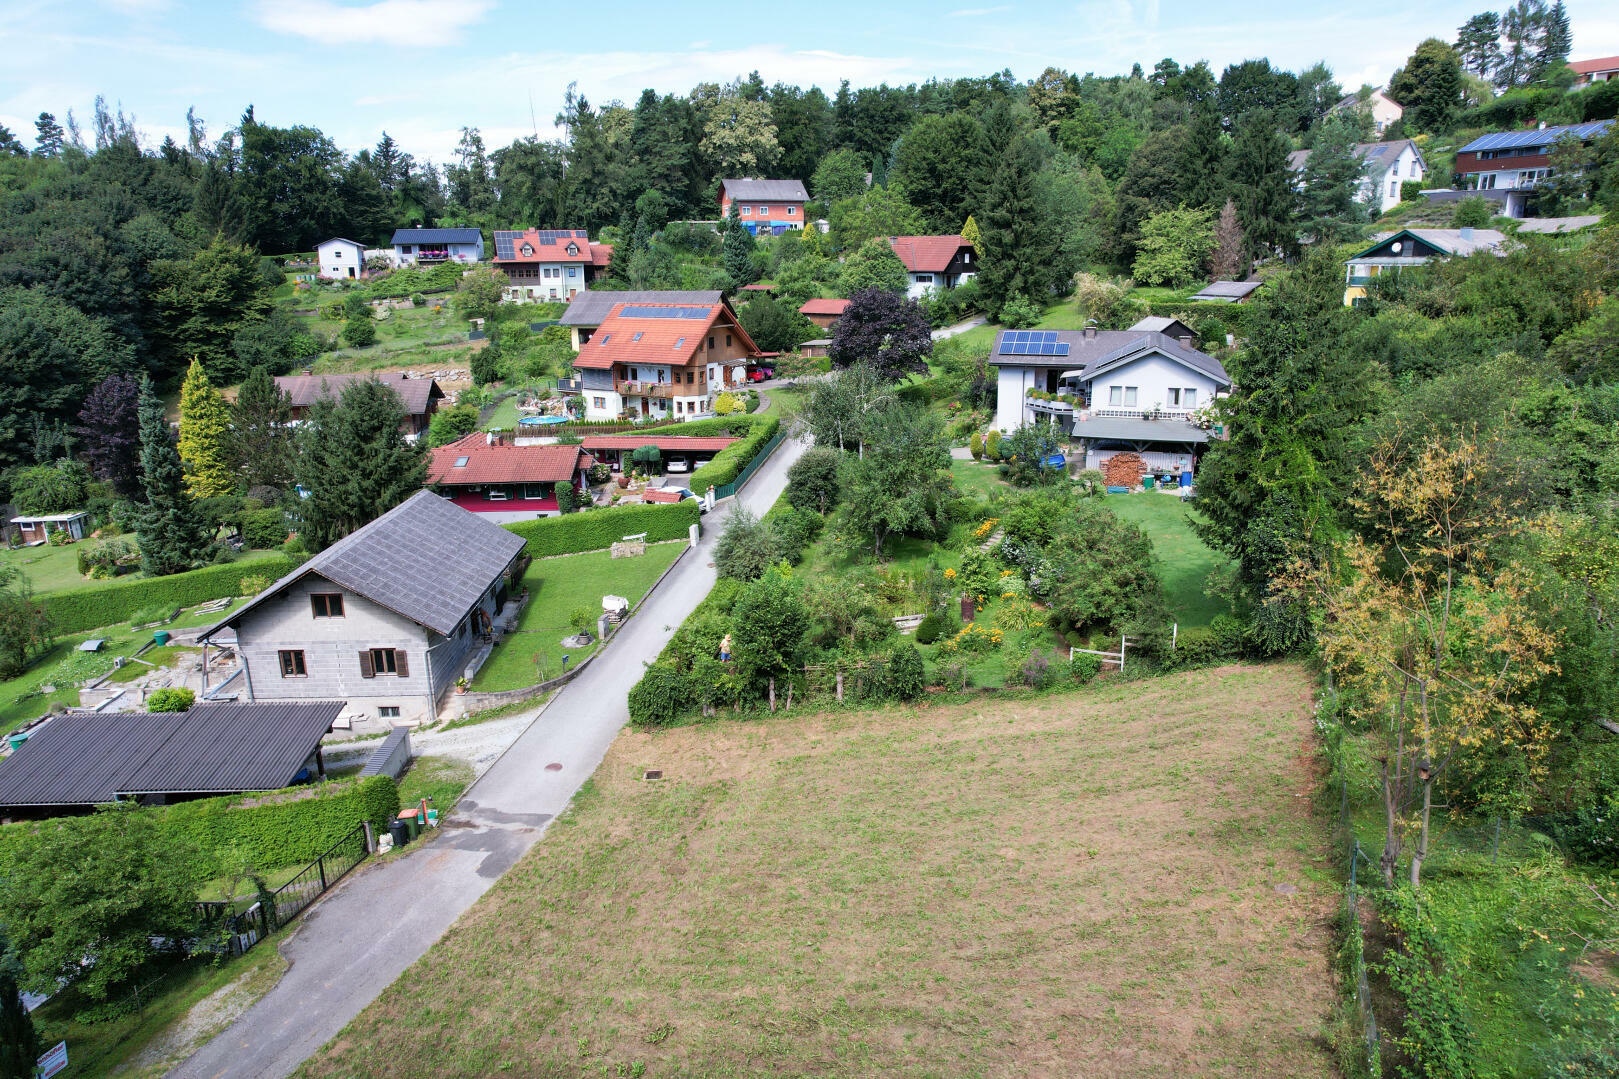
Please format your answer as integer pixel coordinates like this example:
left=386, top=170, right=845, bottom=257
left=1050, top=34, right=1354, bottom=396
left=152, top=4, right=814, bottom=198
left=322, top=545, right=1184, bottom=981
left=616, top=381, right=679, bottom=399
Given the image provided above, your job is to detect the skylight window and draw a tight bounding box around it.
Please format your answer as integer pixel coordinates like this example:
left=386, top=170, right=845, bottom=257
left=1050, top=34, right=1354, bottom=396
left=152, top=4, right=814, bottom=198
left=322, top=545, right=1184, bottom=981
left=633, top=332, right=644, bottom=342
left=600, top=334, right=611, bottom=344
left=674, top=337, right=685, bottom=348
left=453, top=456, right=469, bottom=467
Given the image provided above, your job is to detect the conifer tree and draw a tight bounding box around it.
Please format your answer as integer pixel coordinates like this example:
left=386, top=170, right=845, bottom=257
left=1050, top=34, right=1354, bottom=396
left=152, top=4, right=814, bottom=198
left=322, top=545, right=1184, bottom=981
left=293, top=379, right=427, bottom=551
left=1210, top=199, right=1247, bottom=281
left=0, top=926, right=40, bottom=1079
left=134, top=376, right=212, bottom=576
left=977, top=135, right=1063, bottom=318
left=1179, top=103, right=1228, bottom=210
left=1296, top=114, right=1369, bottom=244
left=722, top=204, right=757, bottom=285
left=177, top=357, right=236, bottom=499
left=231, top=366, right=292, bottom=490
left=960, top=213, right=981, bottom=249
left=1228, top=112, right=1299, bottom=259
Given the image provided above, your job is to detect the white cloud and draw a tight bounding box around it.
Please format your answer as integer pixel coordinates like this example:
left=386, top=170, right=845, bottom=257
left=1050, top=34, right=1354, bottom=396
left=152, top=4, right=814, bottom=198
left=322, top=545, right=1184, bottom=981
left=253, top=0, right=494, bottom=47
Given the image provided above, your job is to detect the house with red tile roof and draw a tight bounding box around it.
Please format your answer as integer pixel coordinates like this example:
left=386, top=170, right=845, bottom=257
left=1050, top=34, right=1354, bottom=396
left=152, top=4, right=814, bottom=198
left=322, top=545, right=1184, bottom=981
left=887, top=235, right=977, bottom=300
left=719, top=179, right=809, bottom=235
left=798, top=297, right=850, bottom=329
left=1571, top=56, right=1619, bottom=88
left=569, top=301, right=762, bottom=422
left=492, top=229, right=613, bottom=304
left=426, top=433, right=595, bottom=521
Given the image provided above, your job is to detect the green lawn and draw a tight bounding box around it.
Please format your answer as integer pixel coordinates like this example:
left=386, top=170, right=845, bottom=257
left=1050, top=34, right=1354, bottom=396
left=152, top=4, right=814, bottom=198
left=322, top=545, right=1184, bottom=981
left=1102, top=491, right=1232, bottom=628
left=472, top=543, right=685, bottom=690
left=397, top=755, right=474, bottom=817
left=948, top=457, right=1011, bottom=500
left=480, top=394, right=521, bottom=431
left=0, top=543, right=88, bottom=593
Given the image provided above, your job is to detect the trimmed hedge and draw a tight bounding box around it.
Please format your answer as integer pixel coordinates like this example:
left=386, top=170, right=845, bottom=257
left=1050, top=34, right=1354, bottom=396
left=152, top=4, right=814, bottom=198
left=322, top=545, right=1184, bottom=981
left=37, top=553, right=304, bottom=634
left=503, top=500, right=699, bottom=557
left=160, top=775, right=400, bottom=875
left=690, top=415, right=782, bottom=492
left=1143, top=300, right=1253, bottom=333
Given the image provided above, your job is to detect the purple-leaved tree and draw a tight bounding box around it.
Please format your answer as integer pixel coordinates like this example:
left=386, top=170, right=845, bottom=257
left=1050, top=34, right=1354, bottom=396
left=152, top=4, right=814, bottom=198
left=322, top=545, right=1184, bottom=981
left=74, top=374, right=143, bottom=498
left=828, top=288, right=933, bottom=383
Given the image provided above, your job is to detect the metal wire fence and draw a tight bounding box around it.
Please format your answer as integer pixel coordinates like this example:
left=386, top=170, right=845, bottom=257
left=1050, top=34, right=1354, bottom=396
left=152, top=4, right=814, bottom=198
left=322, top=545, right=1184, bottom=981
left=197, top=823, right=370, bottom=956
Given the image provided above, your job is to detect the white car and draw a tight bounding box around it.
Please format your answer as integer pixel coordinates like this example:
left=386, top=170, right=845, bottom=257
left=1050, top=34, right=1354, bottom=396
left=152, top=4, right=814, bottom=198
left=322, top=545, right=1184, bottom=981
left=667, top=487, right=708, bottom=514
left=665, top=458, right=689, bottom=473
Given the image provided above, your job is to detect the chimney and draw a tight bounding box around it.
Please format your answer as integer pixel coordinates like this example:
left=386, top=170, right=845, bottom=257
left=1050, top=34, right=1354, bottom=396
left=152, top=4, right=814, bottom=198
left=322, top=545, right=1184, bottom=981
left=1459, top=226, right=1474, bottom=241
left=1083, top=325, right=1097, bottom=339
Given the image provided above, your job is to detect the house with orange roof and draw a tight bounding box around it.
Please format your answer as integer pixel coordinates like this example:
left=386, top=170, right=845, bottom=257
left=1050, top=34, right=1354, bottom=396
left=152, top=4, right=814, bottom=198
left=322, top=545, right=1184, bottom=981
left=569, top=301, right=761, bottom=422
left=798, top=297, right=850, bottom=330
left=491, top=229, right=613, bottom=304
left=1571, top=56, right=1619, bottom=88
left=887, top=235, right=977, bottom=300
left=427, top=433, right=595, bottom=521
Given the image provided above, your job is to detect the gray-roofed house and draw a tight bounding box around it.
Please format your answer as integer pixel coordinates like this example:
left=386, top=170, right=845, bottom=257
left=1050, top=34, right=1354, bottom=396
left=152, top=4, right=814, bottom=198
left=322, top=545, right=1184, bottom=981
left=0, top=701, right=342, bottom=818
left=558, top=290, right=725, bottom=350
left=390, top=225, right=484, bottom=267
left=1343, top=227, right=1509, bottom=305
left=993, top=323, right=1231, bottom=479
left=719, top=178, right=809, bottom=235
left=1190, top=280, right=1263, bottom=303
left=275, top=372, right=444, bottom=440
left=199, top=492, right=526, bottom=726
left=1451, top=120, right=1613, bottom=218
left=1287, top=139, right=1426, bottom=214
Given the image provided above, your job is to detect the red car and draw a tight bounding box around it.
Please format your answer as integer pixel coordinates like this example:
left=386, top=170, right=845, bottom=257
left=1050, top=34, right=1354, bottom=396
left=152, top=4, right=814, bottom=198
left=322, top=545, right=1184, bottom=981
left=746, top=366, right=774, bottom=383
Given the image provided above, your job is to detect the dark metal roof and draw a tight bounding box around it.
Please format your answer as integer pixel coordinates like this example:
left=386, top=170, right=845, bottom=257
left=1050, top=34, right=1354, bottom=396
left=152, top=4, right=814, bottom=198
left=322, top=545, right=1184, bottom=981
left=0, top=702, right=342, bottom=807
left=720, top=178, right=809, bottom=201
left=993, top=329, right=1230, bottom=386
left=390, top=227, right=483, bottom=246
left=274, top=372, right=443, bottom=417
left=1190, top=280, right=1262, bottom=301
left=204, top=492, right=525, bottom=640
left=559, top=290, right=724, bottom=326
left=1070, top=417, right=1211, bottom=444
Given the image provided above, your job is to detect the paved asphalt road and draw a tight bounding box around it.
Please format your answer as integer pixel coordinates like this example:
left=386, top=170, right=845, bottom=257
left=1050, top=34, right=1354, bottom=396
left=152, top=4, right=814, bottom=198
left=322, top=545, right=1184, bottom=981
left=171, top=314, right=983, bottom=1079
left=170, top=435, right=808, bottom=1079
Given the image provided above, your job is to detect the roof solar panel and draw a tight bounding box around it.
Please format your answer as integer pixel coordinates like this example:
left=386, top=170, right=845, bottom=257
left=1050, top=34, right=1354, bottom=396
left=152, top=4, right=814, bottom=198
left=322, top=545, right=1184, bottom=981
left=618, top=305, right=711, bottom=319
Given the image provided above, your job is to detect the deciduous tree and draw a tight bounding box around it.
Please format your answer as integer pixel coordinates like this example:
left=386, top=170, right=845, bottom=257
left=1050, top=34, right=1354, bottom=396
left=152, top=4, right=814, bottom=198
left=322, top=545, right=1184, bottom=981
left=1390, top=38, right=1466, bottom=132
left=73, top=374, right=142, bottom=497
left=828, top=288, right=932, bottom=382
left=836, top=237, right=908, bottom=295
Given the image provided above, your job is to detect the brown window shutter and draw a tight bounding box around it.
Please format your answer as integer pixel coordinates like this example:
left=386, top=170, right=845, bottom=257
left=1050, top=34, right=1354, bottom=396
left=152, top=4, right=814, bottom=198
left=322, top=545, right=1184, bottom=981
left=359, top=650, right=375, bottom=678
left=394, top=650, right=409, bottom=678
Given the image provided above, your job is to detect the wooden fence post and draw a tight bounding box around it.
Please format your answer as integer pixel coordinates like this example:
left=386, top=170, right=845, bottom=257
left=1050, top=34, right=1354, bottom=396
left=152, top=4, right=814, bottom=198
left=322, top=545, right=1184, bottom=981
left=836, top=670, right=844, bottom=701
left=784, top=682, right=793, bottom=711
left=769, top=677, right=776, bottom=713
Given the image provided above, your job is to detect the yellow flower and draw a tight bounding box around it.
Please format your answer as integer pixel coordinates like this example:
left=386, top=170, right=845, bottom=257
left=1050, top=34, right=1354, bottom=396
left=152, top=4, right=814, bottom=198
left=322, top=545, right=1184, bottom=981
left=944, top=567, right=956, bottom=579
left=1000, top=568, right=1013, bottom=576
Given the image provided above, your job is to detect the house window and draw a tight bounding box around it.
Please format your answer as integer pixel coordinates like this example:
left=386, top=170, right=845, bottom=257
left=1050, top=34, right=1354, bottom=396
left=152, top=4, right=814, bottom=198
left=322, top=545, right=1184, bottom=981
left=568, top=267, right=577, bottom=277
left=401, top=245, right=413, bottom=254
left=278, top=650, right=307, bottom=678
left=1184, top=388, right=1197, bottom=407
left=686, top=371, right=694, bottom=384
left=524, top=483, right=548, bottom=499
left=1410, top=159, right=1419, bottom=177
left=1109, top=386, right=1138, bottom=406
left=632, top=332, right=643, bottom=342
left=379, top=706, right=400, bottom=718
left=453, top=456, right=469, bottom=467
left=311, top=593, right=344, bottom=618
left=725, top=334, right=732, bottom=347
left=1168, top=388, right=1181, bottom=406
left=592, top=396, right=606, bottom=409
left=361, top=648, right=406, bottom=678
left=741, top=205, right=751, bottom=215
left=600, top=334, right=611, bottom=343
left=1125, top=387, right=1138, bottom=406
left=915, top=275, right=933, bottom=284
left=757, top=205, right=768, bottom=215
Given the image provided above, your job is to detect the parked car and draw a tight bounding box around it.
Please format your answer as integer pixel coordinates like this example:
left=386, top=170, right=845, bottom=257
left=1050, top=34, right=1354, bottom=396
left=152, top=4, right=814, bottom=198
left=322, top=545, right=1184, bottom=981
left=666, top=458, right=689, bottom=473
left=667, top=487, right=708, bottom=514
left=747, top=366, right=774, bottom=382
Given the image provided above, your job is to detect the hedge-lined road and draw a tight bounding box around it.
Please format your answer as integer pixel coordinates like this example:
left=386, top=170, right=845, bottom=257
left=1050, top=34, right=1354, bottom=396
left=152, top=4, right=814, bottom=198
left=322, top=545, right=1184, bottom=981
left=169, top=432, right=809, bottom=1079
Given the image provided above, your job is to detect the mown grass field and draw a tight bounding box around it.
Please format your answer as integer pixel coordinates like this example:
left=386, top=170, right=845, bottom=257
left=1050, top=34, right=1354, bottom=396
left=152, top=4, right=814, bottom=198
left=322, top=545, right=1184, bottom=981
left=471, top=543, right=685, bottom=691
left=1103, top=492, right=1233, bottom=628
left=299, top=662, right=1335, bottom=1079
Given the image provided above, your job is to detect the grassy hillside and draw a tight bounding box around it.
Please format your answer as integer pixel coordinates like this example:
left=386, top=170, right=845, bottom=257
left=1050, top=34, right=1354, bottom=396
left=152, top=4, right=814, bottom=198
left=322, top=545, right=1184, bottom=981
left=298, top=663, right=1334, bottom=1079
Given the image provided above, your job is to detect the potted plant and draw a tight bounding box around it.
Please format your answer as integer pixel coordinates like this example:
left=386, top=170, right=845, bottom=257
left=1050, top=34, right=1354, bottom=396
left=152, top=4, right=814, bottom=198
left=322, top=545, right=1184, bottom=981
left=455, top=677, right=469, bottom=695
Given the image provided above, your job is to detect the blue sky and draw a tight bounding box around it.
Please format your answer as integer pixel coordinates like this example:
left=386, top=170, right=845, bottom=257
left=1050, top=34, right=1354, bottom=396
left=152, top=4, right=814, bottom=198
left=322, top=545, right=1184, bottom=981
left=4, top=0, right=1618, bottom=165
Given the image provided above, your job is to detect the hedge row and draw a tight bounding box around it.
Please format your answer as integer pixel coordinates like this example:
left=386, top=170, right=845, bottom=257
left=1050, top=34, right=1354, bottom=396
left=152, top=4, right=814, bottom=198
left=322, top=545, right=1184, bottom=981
left=689, top=415, right=782, bottom=492
left=38, top=553, right=304, bottom=634
left=1142, top=300, right=1253, bottom=332
left=160, top=775, right=400, bottom=875
left=503, top=500, right=699, bottom=558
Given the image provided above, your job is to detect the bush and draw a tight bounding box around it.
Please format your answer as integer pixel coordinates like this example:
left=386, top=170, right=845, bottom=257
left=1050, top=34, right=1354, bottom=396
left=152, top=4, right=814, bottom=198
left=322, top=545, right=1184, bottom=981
left=503, top=501, right=697, bottom=558
left=985, top=429, right=1002, bottom=460
left=1017, top=649, right=1056, bottom=689
left=1452, top=195, right=1493, bottom=229
left=999, top=294, right=1042, bottom=328
left=786, top=445, right=842, bottom=515
left=1546, top=799, right=1619, bottom=867
left=628, top=665, right=694, bottom=726
left=36, top=554, right=304, bottom=634
left=240, top=507, right=289, bottom=550
left=77, top=536, right=139, bottom=579
left=970, top=431, right=983, bottom=460
left=1068, top=652, right=1102, bottom=684
left=127, top=604, right=176, bottom=628
left=410, top=292, right=426, bottom=307
left=555, top=482, right=577, bottom=514
left=688, top=415, right=782, bottom=492
left=766, top=505, right=821, bottom=565
left=426, top=404, right=480, bottom=447
left=886, top=643, right=927, bottom=700
left=238, top=573, right=272, bottom=596
left=914, top=611, right=947, bottom=644
left=147, top=687, right=195, bottom=712
left=341, top=315, right=376, bottom=348
left=714, top=391, right=744, bottom=415
left=714, top=508, right=777, bottom=581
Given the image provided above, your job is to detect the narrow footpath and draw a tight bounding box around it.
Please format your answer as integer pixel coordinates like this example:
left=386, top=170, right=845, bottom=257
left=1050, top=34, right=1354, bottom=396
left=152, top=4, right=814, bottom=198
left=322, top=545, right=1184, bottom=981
left=169, top=436, right=808, bottom=1079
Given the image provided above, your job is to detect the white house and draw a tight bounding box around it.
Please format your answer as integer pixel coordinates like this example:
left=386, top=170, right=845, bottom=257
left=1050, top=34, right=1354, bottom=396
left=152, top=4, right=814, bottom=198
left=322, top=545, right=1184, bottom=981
left=390, top=226, right=484, bottom=267
left=1287, top=139, right=1426, bottom=215
left=1330, top=86, right=1404, bottom=137
left=1451, top=120, right=1614, bottom=218
left=993, top=320, right=1231, bottom=478
left=316, top=237, right=365, bottom=281
left=887, top=235, right=977, bottom=300
left=491, top=229, right=612, bottom=303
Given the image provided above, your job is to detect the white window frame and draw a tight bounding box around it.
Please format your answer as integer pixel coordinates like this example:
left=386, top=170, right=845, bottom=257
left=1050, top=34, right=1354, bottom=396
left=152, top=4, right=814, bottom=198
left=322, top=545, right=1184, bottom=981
left=1124, top=386, right=1138, bottom=406
left=740, top=205, right=751, bottom=215
left=1168, top=388, right=1181, bottom=406
left=1185, top=388, right=1197, bottom=406
left=786, top=206, right=795, bottom=215
left=758, top=205, right=769, bottom=215
left=1109, top=386, right=1122, bottom=406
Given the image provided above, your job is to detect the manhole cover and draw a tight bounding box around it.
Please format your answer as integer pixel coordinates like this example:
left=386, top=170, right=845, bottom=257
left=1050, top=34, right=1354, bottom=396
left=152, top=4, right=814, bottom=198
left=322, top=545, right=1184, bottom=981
left=1274, top=883, right=1299, bottom=895
left=643, top=769, right=664, bottom=781
left=545, top=762, right=563, bottom=771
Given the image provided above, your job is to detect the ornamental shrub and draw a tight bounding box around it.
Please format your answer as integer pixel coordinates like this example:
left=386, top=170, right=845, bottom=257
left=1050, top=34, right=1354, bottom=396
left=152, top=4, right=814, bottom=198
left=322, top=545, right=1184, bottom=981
left=1068, top=652, right=1102, bottom=684
left=1017, top=649, right=1055, bottom=689
left=503, top=501, right=697, bottom=557
left=913, top=611, right=945, bottom=644
left=627, top=665, right=694, bottom=726
left=241, top=507, right=289, bottom=550
left=714, top=391, right=743, bottom=415
left=886, top=643, right=927, bottom=700
left=999, top=294, right=1042, bottom=328
left=985, top=429, right=1002, bottom=460
left=970, top=431, right=983, bottom=460
left=341, top=315, right=376, bottom=349
left=147, top=688, right=195, bottom=712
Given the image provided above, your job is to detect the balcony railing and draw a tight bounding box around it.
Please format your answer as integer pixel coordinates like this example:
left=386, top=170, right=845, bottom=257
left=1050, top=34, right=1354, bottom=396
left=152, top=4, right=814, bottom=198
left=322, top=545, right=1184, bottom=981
left=616, top=381, right=680, bottom=399
left=415, top=249, right=451, bottom=262
left=1027, top=397, right=1076, bottom=413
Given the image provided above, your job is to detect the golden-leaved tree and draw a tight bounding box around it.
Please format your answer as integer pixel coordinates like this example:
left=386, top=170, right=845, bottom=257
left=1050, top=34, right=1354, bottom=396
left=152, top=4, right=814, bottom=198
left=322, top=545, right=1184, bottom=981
left=176, top=357, right=236, bottom=500
left=1294, top=432, right=1559, bottom=887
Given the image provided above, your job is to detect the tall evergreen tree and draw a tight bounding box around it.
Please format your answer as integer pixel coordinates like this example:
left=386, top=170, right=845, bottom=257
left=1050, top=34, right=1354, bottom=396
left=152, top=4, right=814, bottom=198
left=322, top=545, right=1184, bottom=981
left=134, top=377, right=213, bottom=576
left=1228, top=112, right=1297, bottom=259
left=1537, top=0, right=1571, bottom=76
left=231, top=366, right=293, bottom=491
left=177, top=358, right=236, bottom=499
left=293, top=380, right=427, bottom=551
left=1179, top=103, right=1228, bottom=210
left=1455, top=12, right=1503, bottom=77
left=1210, top=199, right=1247, bottom=281
left=74, top=374, right=143, bottom=498
left=1296, top=115, right=1369, bottom=244
left=977, top=135, right=1063, bottom=317
left=0, top=926, right=40, bottom=1079
left=722, top=204, right=757, bottom=285
left=31, top=113, right=62, bottom=157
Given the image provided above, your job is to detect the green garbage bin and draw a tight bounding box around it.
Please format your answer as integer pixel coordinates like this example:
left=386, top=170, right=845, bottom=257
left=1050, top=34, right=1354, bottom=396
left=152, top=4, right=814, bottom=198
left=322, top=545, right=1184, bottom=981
left=153, top=630, right=171, bottom=646
left=7, top=733, right=27, bottom=751
left=1142, top=475, right=1155, bottom=490
left=398, top=809, right=421, bottom=841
